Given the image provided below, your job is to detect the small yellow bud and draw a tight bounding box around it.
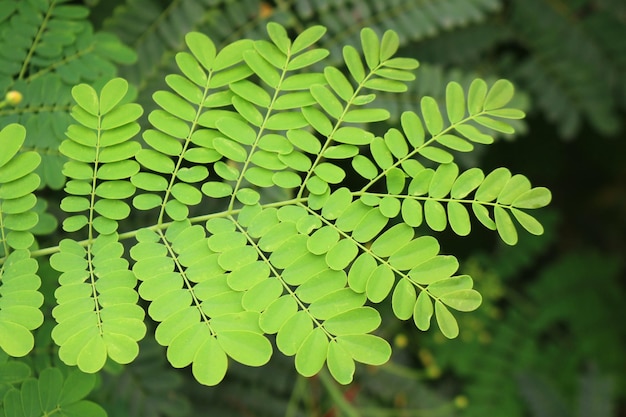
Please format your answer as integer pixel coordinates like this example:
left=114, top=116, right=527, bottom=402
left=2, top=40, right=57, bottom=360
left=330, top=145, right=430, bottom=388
left=5, top=91, right=22, bottom=106
left=454, top=395, right=469, bottom=409
left=394, top=333, right=408, bottom=348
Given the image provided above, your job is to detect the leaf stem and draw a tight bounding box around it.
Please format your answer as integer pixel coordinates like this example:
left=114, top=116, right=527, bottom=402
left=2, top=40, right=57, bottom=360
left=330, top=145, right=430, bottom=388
left=318, top=369, right=360, bottom=417
left=13, top=197, right=310, bottom=264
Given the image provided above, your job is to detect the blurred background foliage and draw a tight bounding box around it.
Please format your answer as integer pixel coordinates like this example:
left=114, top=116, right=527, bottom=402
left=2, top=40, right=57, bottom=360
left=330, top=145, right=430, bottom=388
left=3, top=0, right=625, bottom=415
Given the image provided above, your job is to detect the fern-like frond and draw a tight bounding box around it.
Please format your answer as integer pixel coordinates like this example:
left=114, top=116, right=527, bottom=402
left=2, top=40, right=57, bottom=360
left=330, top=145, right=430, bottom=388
left=0, top=123, right=43, bottom=357
left=117, top=22, right=550, bottom=386
left=292, top=0, right=502, bottom=59
left=49, top=78, right=146, bottom=373
left=508, top=0, right=623, bottom=138
left=21, top=19, right=552, bottom=389
left=0, top=0, right=136, bottom=189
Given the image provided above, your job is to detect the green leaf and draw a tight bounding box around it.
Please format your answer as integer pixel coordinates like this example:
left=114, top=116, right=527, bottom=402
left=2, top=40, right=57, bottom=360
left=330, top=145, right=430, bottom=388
left=409, top=255, right=459, bottom=285
left=99, top=78, right=128, bottom=115
left=201, top=182, right=233, bottom=198
left=379, top=30, right=400, bottom=61
left=307, top=226, right=340, bottom=255
left=413, top=290, right=433, bottom=331
left=287, top=48, right=329, bottom=71
left=230, top=80, right=272, bottom=108
left=343, top=45, right=365, bottom=83
left=72, top=84, right=99, bottom=116
left=475, top=168, right=511, bottom=202
left=374, top=68, right=415, bottom=81
left=324, top=145, right=358, bottom=159
left=259, top=296, right=298, bottom=334
left=324, top=237, right=357, bottom=269
left=213, top=137, right=247, bottom=162
left=296, top=270, right=346, bottom=304
left=451, top=168, right=485, bottom=198
left=511, top=208, right=544, bottom=235
left=295, top=328, right=329, bottom=377
left=497, top=174, right=532, bottom=204
left=484, top=79, right=515, bottom=111
left=420, top=96, right=444, bottom=135
left=336, top=334, right=390, bottom=366
left=419, top=147, right=453, bottom=164
left=379, top=196, right=400, bottom=218
left=266, top=22, right=291, bottom=54
left=392, top=278, right=417, bottom=320
left=512, top=187, right=552, bottom=208
left=386, top=168, right=405, bottom=195
left=308, top=288, right=365, bottom=320
left=348, top=253, right=377, bottom=293
left=327, top=341, right=355, bottom=384
left=366, top=264, right=395, bottom=303
left=384, top=128, right=408, bottom=158
left=429, top=163, right=458, bottom=198
left=213, top=39, right=255, bottom=71
left=455, top=124, right=494, bottom=144
left=371, top=223, right=414, bottom=257
left=324, top=67, right=354, bottom=101
left=400, top=111, right=424, bottom=148
left=424, top=200, right=447, bottom=231
left=360, top=28, right=380, bottom=70
left=352, top=155, right=378, bottom=179
left=474, top=116, right=515, bottom=134
left=440, top=290, right=482, bottom=312
left=217, top=331, right=272, bottom=366
left=494, top=206, right=518, bottom=245
left=370, top=137, right=393, bottom=169
left=276, top=311, right=313, bottom=356
left=254, top=40, right=287, bottom=70
left=291, top=25, right=326, bottom=54
left=487, top=108, right=526, bottom=119
left=352, top=208, right=388, bottom=243
left=216, top=116, right=257, bottom=145
left=175, top=52, right=207, bottom=87
left=323, top=307, right=380, bottom=336
left=192, top=337, right=228, bottom=386
left=472, top=203, right=496, bottom=230
left=437, top=134, right=473, bottom=152
left=383, top=57, right=419, bottom=70
left=185, top=32, right=216, bottom=71
left=0, top=124, right=26, bottom=168
left=447, top=202, right=471, bottom=236
left=314, top=163, right=345, bottom=184
left=388, top=236, right=439, bottom=271
left=446, top=81, right=465, bottom=124
left=434, top=301, right=459, bottom=339
left=334, top=127, right=374, bottom=145
left=311, top=84, right=344, bottom=119
left=244, top=50, right=280, bottom=88
left=364, top=78, right=407, bottom=92
left=468, top=78, right=487, bottom=115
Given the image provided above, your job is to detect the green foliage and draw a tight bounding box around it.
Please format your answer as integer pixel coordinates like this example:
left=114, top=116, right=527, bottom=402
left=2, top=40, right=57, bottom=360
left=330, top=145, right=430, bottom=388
left=0, top=360, right=106, bottom=417
left=0, top=20, right=550, bottom=390
left=0, top=1, right=560, bottom=414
